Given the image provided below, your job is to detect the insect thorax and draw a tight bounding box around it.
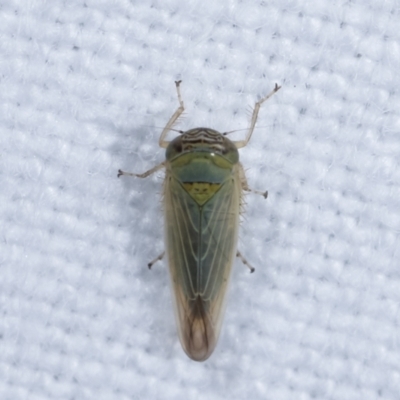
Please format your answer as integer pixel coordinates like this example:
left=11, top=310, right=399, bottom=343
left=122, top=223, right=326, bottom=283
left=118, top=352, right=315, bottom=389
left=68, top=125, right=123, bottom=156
left=166, top=128, right=239, bottom=205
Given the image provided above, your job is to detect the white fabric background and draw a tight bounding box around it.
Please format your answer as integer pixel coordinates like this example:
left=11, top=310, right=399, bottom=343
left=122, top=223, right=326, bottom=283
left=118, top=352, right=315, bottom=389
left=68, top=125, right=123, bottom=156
left=1, top=0, right=399, bottom=399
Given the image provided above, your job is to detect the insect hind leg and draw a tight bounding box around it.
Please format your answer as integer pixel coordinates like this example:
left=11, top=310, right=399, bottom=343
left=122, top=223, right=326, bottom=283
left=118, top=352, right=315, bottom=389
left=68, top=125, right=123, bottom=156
left=148, top=251, right=165, bottom=269
left=236, top=251, right=255, bottom=273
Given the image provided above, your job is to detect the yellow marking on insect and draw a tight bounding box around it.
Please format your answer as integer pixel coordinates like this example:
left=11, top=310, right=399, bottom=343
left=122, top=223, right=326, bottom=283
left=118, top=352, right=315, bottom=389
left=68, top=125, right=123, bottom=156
left=182, top=182, right=221, bottom=205
left=118, top=80, right=280, bottom=361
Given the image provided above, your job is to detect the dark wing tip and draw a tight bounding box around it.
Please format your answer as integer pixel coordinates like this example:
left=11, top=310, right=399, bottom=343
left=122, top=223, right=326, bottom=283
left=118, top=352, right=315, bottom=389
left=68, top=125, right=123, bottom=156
left=181, top=296, right=217, bottom=362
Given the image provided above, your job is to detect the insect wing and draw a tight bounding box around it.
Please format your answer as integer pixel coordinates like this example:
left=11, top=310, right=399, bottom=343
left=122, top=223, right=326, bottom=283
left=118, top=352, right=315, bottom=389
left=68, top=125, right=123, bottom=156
left=164, top=168, right=241, bottom=361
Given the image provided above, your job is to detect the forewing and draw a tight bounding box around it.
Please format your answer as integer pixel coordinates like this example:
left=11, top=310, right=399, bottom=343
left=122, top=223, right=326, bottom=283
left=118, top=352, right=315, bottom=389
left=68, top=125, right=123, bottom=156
left=164, top=170, right=241, bottom=361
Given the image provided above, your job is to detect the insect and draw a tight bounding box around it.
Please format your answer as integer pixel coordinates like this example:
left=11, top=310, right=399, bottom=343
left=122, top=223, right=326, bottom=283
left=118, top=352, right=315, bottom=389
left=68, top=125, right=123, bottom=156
left=118, top=81, right=280, bottom=361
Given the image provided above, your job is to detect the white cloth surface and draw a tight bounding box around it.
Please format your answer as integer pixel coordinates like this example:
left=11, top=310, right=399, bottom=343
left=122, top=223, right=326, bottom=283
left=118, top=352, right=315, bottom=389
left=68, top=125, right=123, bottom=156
left=1, top=1, right=399, bottom=399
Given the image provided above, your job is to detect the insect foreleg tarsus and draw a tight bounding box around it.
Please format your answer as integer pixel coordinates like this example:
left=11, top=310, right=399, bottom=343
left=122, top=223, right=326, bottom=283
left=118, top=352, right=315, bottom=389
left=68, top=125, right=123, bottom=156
left=117, top=162, right=165, bottom=179
left=233, top=83, right=281, bottom=149
left=236, top=251, right=255, bottom=273
left=159, top=80, right=185, bottom=149
left=148, top=251, right=165, bottom=269
left=238, top=163, right=268, bottom=199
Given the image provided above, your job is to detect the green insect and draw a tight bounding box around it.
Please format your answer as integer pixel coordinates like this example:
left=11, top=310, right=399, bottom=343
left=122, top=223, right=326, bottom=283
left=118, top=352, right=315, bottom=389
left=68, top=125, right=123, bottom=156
left=118, top=81, right=280, bottom=361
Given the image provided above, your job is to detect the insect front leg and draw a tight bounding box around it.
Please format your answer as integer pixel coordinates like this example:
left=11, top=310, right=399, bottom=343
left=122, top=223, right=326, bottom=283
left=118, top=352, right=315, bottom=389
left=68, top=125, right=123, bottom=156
left=117, top=162, right=165, bottom=179
left=238, top=163, right=268, bottom=199
left=158, top=80, right=185, bottom=149
left=233, top=83, right=281, bottom=149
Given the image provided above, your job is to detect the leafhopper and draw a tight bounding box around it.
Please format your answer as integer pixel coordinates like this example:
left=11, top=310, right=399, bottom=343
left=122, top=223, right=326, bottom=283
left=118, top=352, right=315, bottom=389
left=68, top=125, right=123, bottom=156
left=119, top=81, right=280, bottom=361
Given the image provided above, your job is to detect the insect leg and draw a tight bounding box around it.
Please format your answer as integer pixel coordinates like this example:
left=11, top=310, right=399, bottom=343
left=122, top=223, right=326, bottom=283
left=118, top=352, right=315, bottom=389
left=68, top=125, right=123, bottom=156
left=236, top=251, right=255, bottom=273
left=233, top=83, right=281, bottom=149
left=159, top=80, right=185, bottom=149
left=238, top=163, right=268, bottom=199
left=148, top=251, right=165, bottom=269
left=117, top=162, right=165, bottom=179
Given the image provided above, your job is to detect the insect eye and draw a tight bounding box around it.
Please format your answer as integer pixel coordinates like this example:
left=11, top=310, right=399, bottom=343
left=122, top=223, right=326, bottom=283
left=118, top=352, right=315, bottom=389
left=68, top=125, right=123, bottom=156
left=221, top=141, right=239, bottom=164
left=174, top=142, right=183, bottom=153
left=166, top=137, right=183, bottom=160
